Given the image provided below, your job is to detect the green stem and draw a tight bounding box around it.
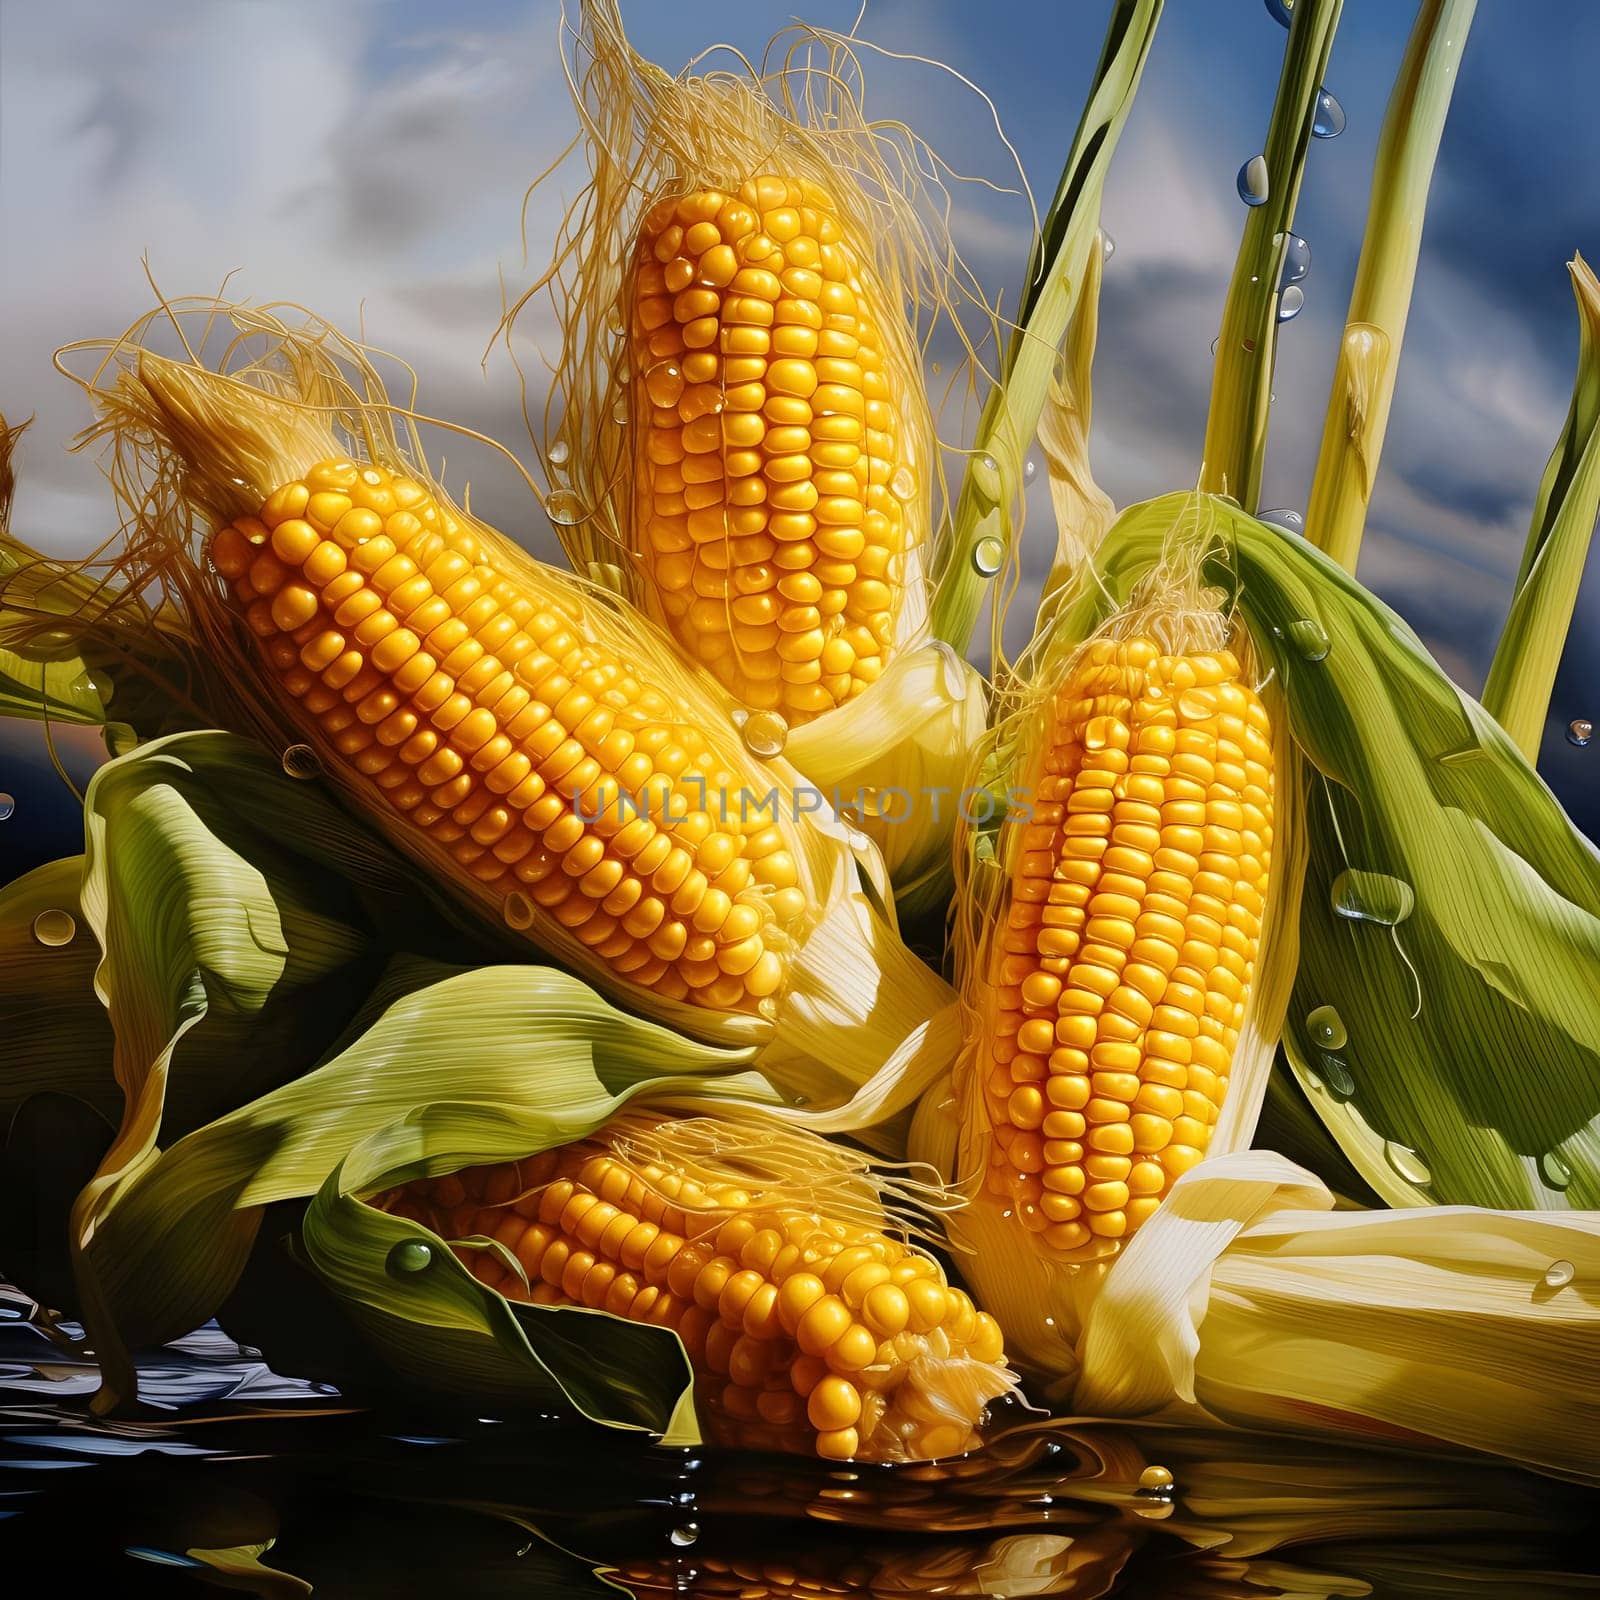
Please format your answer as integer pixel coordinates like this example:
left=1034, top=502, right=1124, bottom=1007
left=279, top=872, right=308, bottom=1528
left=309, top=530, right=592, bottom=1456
left=1305, top=0, right=1477, bottom=573
left=930, top=0, right=1163, bottom=653
left=1481, top=255, right=1600, bottom=762
left=1200, top=0, right=1344, bottom=511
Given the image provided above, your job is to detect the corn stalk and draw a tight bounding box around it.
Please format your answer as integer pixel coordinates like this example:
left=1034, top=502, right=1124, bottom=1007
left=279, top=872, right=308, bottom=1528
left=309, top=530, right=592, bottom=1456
left=1200, top=0, right=1344, bottom=510
left=1481, top=255, right=1600, bottom=761
left=931, top=0, right=1163, bottom=653
left=1305, top=0, right=1478, bottom=572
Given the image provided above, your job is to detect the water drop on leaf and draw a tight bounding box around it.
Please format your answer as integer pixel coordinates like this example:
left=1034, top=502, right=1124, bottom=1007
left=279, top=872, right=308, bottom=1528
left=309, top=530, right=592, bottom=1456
left=387, top=1240, right=433, bottom=1275
left=1237, top=155, right=1270, bottom=206
left=1101, top=231, right=1116, bottom=262
left=1137, top=1464, right=1174, bottom=1492
left=1384, top=1140, right=1432, bottom=1186
left=546, top=489, right=582, bottom=526
left=1259, top=508, right=1304, bottom=535
left=281, top=744, right=321, bottom=781
left=32, top=909, right=76, bottom=948
left=1331, top=869, right=1415, bottom=926
left=1023, top=455, right=1039, bottom=484
left=1264, top=0, right=1293, bottom=23
left=1306, top=1004, right=1347, bottom=1050
left=1540, top=1150, right=1573, bottom=1192
left=548, top=438, right=570, bottom=466
left=1277, top=285, right=1305, bottom=322
left=611, top=393, right=630, bottom=425
left=1281, top=233, right=1312, bottom=284
left=973, top=535, right=1005, bottom=576
left=1312, top=88, right=1346, bottom=139
left=1568, top=719, right=1593, bottom=747
left=890, top=465, right=916, bottom=502
left=1319, top=1054, right=1355, bottom=1097
left=1544, top=1259, right=1575, bottom=1289
left=1287, top=619, right=1331, bottom=660
left=0, top=793, right=13, bottom=822
left=504, top=890, right=535, bottom=931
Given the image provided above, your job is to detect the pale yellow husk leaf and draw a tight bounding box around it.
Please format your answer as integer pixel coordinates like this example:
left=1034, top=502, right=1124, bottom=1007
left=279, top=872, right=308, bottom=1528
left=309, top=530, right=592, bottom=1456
left=1074, top=1147, right=1600, bottom=1488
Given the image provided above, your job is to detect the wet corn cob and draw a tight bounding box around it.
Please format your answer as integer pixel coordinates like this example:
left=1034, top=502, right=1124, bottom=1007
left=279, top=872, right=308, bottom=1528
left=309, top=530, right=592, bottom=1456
left=629, top=177, right=915, bottom=724
left=980, top=637, right=1273, bottom=1260
left=381, top=1139, right=1011, bottom=1463
left=206, top=455, right=800, bottom=1014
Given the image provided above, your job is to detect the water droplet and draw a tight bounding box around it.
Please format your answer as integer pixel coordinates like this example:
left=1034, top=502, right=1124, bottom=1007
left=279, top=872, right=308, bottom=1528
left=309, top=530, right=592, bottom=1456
left=281, top=744, right=321, bottom=781
left=1306, top=1004, right=1347, bottom=1050
left=669, top=1524, right=700, bottom=1548
left=1137, top=1464, right=1174, bottom=1492
left=1384, top=1140, right=1432, bottom=1185
left=890, top=464, right=916, bottom=502
left=1277, top=285, right=1306, bottom=323
left=1211, top=336, right=1221, bottom=356
left=1540, top=1150, right=1573, bottom=1192
left=1264, top=0, right=1293, bottom=23
left=1312, top=88, right=1346, bottom=139
left=32, top=909, right=76, bottom=948
left=1237, top=155, right=1270, bottom=207
left=973, top=535, right=1005, bottom=576
left=1543, top=1259, right=1575, bottom=1289
left=387, top=1239, right=433, bottom=1275
left=546, top=489, right=582, bottom=526
left=1023, top=455, right=1039, bottom=484
left=645, top=361, right=686, bottom=409
left=970, top=452, right=1002, bottom=500
left=548, top=438, right=570, bottom=467
left=1287, top=618, right=1331, bottom=660
left=1568, top=719, right=1593, bottom=748
left=1274, top=239, right=1310, bottom=294
left=741, top=710, right=789, bottom=759
left=0, top=793, right=13, bottom=822
left=604, top=305, right=625, bottom=338
left=1331, top=869, right=1415, bottom=926
left=1101, top=231, right=1116, bottom=262
left=611, top=393, right=630, bottom=426
left=1259, top=508, right=1304, bottom=535
left=1319, top=1054, right=1355, bottom=1097
left=503, top=890, right=535, bottom=931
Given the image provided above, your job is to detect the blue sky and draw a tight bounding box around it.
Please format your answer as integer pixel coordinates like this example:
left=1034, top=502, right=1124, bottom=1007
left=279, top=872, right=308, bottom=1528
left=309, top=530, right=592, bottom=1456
left=2, top=0, right=1597, bottom=875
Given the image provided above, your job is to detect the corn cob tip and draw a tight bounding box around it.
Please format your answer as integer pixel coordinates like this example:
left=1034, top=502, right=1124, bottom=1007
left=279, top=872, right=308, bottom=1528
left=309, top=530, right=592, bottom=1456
left=378, top=1126, right=1013, bottom=1463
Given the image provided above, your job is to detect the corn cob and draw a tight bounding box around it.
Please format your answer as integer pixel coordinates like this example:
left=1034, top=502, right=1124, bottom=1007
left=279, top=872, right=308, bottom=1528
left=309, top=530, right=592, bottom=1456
left=380, top=1139, right=1010, bottom=1463
left=628, top=179, right=915, bottom=726
left=205, top=454, right=799, bottom=1015
left=979, top=636, right=1273, bottom=1261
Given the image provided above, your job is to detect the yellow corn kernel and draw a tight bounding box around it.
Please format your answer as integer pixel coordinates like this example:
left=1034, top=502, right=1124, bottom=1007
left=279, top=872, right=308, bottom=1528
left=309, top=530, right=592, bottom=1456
left=207, top=459, right=803, bottom=1017
left=379, top=1131, right=1012, bottom=1463
left=977, top=637, right=1273, bottom=1262
left=630, top=178, right=914, bottom=723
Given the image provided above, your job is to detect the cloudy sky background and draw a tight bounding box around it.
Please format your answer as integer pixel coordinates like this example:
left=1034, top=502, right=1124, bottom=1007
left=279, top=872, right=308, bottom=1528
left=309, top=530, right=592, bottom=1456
left=2, top=0, right=1596, bottom=876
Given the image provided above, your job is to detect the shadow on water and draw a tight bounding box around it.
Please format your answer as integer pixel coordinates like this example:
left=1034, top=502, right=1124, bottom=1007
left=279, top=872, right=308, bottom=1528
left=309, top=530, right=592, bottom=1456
left=1, top=1285, right=1596, bottom=1599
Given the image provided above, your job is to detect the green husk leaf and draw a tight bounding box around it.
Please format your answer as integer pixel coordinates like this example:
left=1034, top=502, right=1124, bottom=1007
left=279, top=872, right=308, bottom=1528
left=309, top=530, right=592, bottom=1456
left=1200, top=0, right=1343, bottom=511
left=301, top=1099, right=706, bottom=1442
left=1033, top=228, right=1116, bottom=632
left=82, top=953, right=763, bottom=1427
left=1481, top=254, right=1600, bottom=760
left=1305, top=0, right=1478, bottom=571
left=1052, top=491, right=1600, bottom=1211
left=66, top=729, right=446, bottom=1403
left=0, top=857, right=117, bottom=1123
left=933, top=0, right=1163, bottom=651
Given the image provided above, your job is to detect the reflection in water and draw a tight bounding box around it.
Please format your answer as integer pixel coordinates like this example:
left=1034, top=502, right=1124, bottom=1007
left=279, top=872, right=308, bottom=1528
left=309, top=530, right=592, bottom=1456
left=0, top=1287, right=1594, bottom=1598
